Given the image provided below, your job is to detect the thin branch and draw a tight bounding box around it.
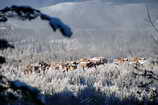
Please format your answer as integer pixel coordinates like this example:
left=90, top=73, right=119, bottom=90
left=145, top=4, right=158, bottom=33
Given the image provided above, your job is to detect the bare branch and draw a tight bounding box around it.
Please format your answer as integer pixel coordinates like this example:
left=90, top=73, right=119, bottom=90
left=145, top=4, right=158, bottom=33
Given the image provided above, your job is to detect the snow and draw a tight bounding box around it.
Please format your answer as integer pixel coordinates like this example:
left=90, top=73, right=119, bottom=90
left=41, top=2, right=76, bottom=12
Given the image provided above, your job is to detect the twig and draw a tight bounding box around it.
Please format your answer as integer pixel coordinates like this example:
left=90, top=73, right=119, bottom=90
left=145, top=4, right=158, bottom=33
left=145, top=3, right=158, bottom=50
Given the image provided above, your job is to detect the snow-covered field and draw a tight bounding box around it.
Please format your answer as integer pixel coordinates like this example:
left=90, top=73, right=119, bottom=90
left=1, top=56, right=158, bottom=105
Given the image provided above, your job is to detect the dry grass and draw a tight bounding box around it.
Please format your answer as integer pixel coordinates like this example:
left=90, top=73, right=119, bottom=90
left=1, top=52, right=158, bottom=105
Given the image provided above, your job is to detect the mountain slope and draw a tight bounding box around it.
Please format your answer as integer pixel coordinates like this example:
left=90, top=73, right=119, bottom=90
left=1, top=0, right=158, bottom=60
left=41, top=0, right=158, bottom=57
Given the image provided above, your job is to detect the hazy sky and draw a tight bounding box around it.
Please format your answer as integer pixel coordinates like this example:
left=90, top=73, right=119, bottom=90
left=0, top=0, right=158, bottom=8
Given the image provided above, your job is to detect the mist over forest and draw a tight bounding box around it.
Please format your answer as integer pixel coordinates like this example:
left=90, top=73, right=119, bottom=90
left=0, top=0, right=158, bottom=59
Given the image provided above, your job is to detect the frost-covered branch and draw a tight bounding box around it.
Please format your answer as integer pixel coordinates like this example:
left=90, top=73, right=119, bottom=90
left=0, top=5, right=73, bottom=37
